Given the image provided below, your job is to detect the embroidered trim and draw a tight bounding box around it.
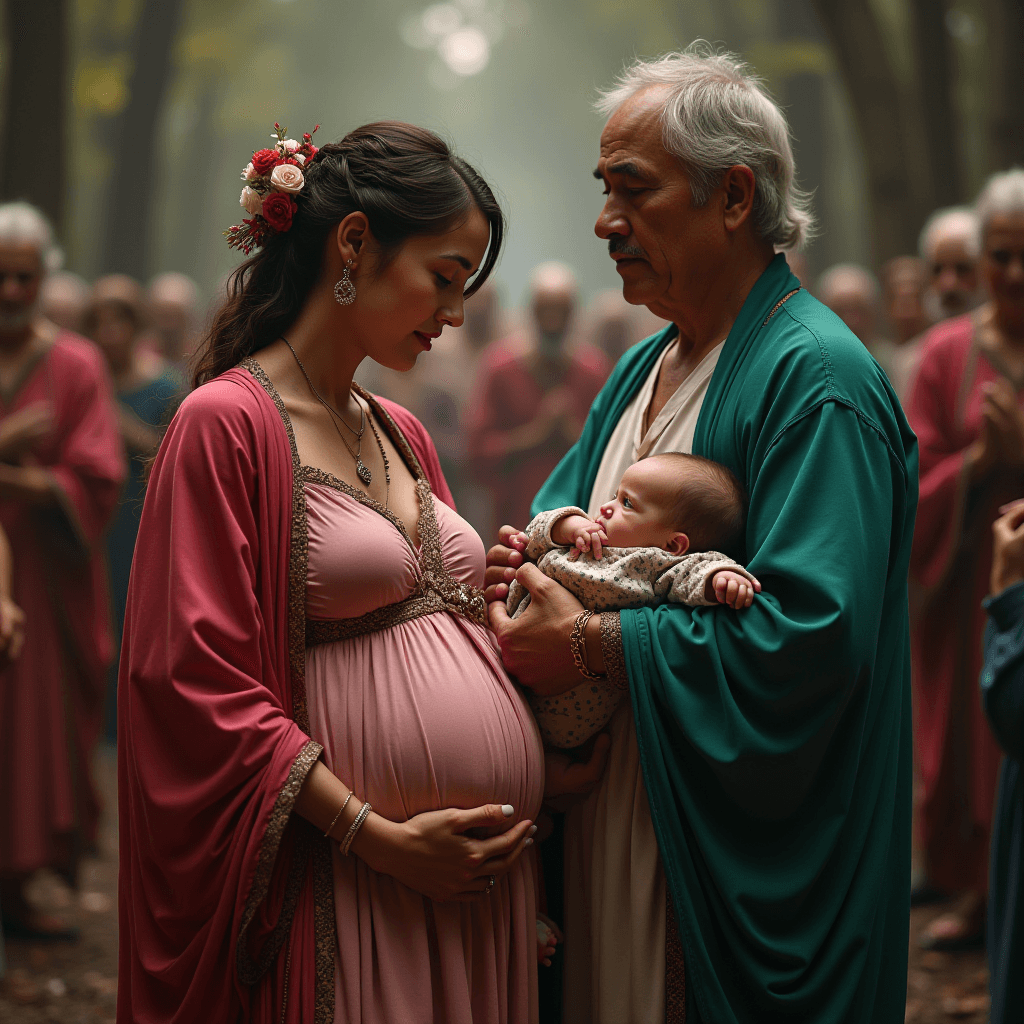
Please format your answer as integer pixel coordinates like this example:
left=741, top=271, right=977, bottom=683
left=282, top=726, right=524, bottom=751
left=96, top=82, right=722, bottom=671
left=300, top=446, right=487, bottom=642
left=762, top=287, right=800, bottom=326
left=239, top=356, right=334, bottom=1022
left=241, top=356, right=312, bottom=733
left=301, top=463, right=422, bottom=553
left=236, top=739, right=322, bottom=984
left=600, top=611, right=628, bottom=691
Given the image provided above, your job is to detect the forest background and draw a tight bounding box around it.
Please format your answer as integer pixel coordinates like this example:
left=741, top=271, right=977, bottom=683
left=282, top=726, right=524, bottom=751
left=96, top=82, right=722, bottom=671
left=2, top=0, right=1022, bottom=307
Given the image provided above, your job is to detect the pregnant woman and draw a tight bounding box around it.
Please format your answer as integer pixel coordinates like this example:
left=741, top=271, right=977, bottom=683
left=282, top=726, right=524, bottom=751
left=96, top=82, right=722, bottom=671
left=118, top=122, right=544, bottom=1023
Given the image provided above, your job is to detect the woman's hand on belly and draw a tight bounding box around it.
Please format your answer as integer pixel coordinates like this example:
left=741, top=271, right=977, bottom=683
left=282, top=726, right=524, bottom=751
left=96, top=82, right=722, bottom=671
left=351, top=803, right=535, bottom=902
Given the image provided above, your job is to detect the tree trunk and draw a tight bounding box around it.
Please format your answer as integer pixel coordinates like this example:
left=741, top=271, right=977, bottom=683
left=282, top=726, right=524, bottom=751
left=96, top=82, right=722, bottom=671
left=0, top=0, right=68, bottom=234
left=100, top=0, right=185, bottom=277
left=982, top=0, right=1024, bottom=171
left=907, top=0, right=963, bottom=205
left=811, top=0, right=926, bottom=262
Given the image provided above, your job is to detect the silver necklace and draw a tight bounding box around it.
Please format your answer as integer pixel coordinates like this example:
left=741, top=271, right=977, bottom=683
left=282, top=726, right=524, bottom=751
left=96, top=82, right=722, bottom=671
left=281, top=337, right=390, bottom=501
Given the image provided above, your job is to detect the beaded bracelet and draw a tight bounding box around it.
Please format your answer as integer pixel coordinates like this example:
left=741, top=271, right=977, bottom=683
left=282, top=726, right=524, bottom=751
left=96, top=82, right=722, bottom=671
left=570, top=609, right=605, bottom=680
left=323, top=792, right=353, bottom=838
left=340, top=800, right=372, bottom=857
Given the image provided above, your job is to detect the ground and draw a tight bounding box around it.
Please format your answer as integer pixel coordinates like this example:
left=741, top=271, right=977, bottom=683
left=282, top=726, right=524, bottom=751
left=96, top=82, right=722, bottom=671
left=0, top=749, right=995, bottom=1023
left=0, top=749, right=118, bottom=1024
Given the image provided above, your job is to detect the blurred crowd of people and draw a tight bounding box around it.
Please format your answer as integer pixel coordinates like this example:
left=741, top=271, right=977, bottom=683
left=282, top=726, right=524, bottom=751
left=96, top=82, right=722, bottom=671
left=0, top=159, right=1022, bottom=1018
left=0, top=202, right=196, bottom=944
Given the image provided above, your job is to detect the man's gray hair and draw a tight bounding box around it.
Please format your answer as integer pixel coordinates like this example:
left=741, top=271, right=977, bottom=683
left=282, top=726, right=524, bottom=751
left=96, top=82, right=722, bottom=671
left=918, top=206, right=980, bottom=263
left=596, top=42, right=815, bottom=251
left=0, top=201, right=64, bottom=274
left=975, top=168, right=1024, bottom=241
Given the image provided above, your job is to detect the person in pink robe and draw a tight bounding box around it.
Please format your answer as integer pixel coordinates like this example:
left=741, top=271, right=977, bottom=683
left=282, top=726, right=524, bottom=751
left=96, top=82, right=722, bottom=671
left=907, top=169, right=1024, bottom=949
left=465, top=263, right=609, bottom=540
left=118, top=122, right=544, bottom=1023
left=0, top=202, right=125, bottom=937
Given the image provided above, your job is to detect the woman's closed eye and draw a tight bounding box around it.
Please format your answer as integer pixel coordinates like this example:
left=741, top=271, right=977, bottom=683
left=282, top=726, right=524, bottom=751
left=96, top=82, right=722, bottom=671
left=435, top=272, right=452, bottom=288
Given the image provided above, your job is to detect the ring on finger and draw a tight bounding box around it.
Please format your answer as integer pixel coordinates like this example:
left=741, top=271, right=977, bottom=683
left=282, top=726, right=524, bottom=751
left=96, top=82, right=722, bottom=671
left=484, top=874, right=496, bottom=895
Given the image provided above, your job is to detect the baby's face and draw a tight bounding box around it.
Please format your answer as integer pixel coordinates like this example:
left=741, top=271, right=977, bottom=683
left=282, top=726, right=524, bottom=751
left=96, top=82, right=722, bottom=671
left=596, top=459, right=688, bottom=552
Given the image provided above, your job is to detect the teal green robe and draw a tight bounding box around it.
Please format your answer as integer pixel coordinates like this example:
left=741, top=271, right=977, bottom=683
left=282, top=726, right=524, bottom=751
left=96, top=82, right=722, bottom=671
left=532, top=255, right=917, bottom=1023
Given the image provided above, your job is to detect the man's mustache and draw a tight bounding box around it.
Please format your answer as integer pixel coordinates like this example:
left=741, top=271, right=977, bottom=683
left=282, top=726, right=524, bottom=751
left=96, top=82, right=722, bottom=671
left=608, top=238, right=646, bottom=259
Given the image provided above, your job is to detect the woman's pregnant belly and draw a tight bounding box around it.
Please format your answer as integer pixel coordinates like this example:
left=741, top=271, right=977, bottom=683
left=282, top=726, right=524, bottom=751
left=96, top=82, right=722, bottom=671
left=306, top=612, right=544, bottom=828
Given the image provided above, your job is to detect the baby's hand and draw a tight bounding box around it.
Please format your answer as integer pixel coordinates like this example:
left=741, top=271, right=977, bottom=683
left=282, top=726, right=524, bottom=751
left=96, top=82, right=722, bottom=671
left=552, top=514, right=608, bottom=560
left=712, top=570, right=761, bottom=609
left=509, top=531, right=529, bottom=553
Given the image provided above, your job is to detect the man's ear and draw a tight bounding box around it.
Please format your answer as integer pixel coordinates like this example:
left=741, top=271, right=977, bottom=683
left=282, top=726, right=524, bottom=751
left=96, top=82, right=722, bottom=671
left=665, top=532, right=690, bottom=556
left=721, top=165, right=756, bottom=233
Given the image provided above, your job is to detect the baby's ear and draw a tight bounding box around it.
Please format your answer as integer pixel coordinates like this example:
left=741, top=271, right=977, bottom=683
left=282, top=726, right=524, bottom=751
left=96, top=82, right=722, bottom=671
left=665, top=532, right=690, bottom=556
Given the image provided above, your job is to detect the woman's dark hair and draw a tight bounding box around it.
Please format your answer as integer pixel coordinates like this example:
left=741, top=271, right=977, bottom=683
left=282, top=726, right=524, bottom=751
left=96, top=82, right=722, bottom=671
left=192, top=121, right=504, bottom=388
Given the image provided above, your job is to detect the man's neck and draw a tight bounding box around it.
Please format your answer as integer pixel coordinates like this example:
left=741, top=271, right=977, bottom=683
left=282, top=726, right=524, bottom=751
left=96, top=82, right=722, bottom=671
left=642, top=245, right=775, bottom=432
left=657, top=245, right=775, bottom=370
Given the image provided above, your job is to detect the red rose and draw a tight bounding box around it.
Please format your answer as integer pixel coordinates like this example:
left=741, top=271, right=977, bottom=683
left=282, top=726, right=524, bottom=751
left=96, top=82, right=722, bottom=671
left=261, top=192, right=297, bottom=232
left=251, top=148, right=281, bottom=176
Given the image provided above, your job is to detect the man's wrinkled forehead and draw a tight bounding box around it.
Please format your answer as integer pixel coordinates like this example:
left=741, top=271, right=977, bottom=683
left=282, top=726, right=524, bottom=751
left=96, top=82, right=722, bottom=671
left=597, top=85, right=674, bottom=175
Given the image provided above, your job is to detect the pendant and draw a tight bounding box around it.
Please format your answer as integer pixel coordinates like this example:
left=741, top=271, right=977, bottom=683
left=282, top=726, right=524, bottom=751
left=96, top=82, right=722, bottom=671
left=356, top=460, right=372, bottom=486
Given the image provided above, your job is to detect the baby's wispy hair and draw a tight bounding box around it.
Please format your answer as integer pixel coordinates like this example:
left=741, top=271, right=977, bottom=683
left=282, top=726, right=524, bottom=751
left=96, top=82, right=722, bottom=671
left=645, top=452, right=747, bottom=556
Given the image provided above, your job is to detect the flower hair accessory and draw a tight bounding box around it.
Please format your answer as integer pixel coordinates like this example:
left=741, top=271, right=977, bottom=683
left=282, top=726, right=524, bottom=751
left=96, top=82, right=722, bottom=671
left=225, top=122, right=320, bottom=254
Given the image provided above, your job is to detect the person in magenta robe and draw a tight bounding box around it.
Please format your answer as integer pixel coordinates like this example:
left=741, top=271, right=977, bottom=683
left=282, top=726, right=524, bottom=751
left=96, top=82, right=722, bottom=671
left=0, top=202, right=125, bottom=939
left=907, top=168, right=1024, bottom=949
left=118, top=123, right=544, bottom=1023
left=464, top=262, right=609, bottom=539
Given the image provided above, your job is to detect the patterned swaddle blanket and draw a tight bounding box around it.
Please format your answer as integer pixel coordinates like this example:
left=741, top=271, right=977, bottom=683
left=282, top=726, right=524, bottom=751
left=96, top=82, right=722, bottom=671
left=507, top=507, right=753, bottom=747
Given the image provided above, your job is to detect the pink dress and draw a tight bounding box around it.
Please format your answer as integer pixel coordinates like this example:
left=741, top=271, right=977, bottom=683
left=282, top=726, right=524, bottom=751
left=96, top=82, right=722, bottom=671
left=302, top=464, right=544, bottom=1024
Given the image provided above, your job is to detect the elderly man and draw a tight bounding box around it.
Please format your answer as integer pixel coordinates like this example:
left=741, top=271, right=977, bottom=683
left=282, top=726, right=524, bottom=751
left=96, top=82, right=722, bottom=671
left=487, top=47, right=916, bottom=1023
left=465, top=261, right=608, bottom=537
left=919, top=206, right=983, bottom=321
left=0, top=203, right=124, bottom=939
left=817, top=262, right=881, bottom=346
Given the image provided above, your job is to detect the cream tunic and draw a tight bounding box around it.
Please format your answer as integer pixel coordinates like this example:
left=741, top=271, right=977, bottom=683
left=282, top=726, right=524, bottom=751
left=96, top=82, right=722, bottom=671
left=562, top=337, right=723, bottom=1024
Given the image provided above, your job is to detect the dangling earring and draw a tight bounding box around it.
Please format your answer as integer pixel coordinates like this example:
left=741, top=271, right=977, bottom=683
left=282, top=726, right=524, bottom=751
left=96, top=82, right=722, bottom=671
left=334, top=259, right=356, bottom=305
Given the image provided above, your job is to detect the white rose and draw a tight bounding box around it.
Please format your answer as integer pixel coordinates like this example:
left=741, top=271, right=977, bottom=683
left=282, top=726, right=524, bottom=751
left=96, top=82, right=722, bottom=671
left=242, top=161, right=258, bottom=181
left=239, top=186, right=264, bottom=216
left=283, top=138, right=300, bottom=153
left=270, top=164, right=304, bottom=194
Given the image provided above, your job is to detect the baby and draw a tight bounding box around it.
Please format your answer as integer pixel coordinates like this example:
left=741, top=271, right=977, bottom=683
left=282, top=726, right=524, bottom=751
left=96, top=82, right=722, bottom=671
left=507, top=452, right=759, bottom=747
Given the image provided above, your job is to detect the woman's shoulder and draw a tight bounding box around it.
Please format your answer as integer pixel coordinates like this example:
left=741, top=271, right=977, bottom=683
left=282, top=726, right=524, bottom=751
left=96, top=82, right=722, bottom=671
left=171, top=367, right=282, bottom=447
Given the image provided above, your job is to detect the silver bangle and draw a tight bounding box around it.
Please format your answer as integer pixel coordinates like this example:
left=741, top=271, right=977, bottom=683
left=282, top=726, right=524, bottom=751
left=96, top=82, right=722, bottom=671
left=340, top=800, right=372, bottom=857
left=323, top=792, right=353, bottom=838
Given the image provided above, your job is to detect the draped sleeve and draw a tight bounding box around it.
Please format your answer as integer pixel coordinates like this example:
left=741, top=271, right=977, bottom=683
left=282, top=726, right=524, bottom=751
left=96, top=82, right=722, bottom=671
left=117, top=376, right=321, bottom=1023
left=906, top=318, right=975, bottom=593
